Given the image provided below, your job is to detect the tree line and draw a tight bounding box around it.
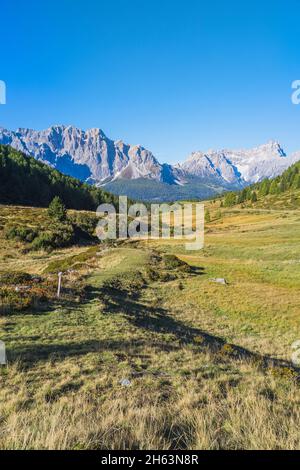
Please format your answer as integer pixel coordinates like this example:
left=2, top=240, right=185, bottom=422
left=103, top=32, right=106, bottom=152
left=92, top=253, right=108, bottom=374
left=0, top=145, right=121, bottom=210
left=222, top=160, right=300, bottom=207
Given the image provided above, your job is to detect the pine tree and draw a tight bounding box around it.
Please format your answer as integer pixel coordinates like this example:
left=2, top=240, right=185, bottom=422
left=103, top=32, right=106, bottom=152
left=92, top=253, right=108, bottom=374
left=215, top=209, right=222, bottom=219
left=224, top=192, right=237, bottom=207
left=293, top=174, right=300, bottom=189
left=269, top=180, right=279, bottom=195
left=48, top=196, right=67, bottom=222
left=259, top=179, right=270, bottom=196
left=205, top=209, right=211, bottom=223
left=251, top=191, right=258, bottom=203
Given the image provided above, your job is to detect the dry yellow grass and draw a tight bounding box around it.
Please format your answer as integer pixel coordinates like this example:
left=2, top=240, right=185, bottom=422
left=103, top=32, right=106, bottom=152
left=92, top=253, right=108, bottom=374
left=1, top=360, right=300, bottom=450
left=0, top=204, right=300, bottom=449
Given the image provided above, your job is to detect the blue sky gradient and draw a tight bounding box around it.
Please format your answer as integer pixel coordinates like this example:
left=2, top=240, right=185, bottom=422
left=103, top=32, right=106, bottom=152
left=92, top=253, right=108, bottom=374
left=1, top=0, right=300, bottom=163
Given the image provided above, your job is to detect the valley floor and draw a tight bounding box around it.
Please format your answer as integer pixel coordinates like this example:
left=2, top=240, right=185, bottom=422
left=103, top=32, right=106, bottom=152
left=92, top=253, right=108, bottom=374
left=0, top=205, right=300, bottom=449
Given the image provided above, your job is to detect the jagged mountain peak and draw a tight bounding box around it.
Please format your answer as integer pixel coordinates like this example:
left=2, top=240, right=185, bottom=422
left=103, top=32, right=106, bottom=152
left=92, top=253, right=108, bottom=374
left=0, top=125, right=299, bottom=200
left=181, top=140, right=291, bottom=185
left=0, top=125, right=178, bottom=185
left=186, top=140, right=285, bottom=161
left=254, top=139, right=285, bottom=154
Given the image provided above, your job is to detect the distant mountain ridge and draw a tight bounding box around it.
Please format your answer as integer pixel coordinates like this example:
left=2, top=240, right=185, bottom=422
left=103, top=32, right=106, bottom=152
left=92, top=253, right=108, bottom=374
left=0, top=125, right=179, bottom=185
left=0, top=125, right=299, bottom=201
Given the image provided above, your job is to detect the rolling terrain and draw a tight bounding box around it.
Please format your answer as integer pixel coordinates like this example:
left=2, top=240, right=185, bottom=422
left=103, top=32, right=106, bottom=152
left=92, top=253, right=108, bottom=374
left=0, top=201, right=300, bottom=449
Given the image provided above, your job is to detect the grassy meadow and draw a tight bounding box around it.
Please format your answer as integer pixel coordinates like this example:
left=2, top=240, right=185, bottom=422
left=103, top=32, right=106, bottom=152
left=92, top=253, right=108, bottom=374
left=0, top=203, right=300, bottom=449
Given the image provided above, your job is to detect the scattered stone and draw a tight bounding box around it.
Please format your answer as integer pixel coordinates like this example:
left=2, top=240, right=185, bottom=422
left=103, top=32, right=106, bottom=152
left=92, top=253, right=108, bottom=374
left=15, top=285, right=31, bottom=292
left=210, top=278, right=227, bottom=285
left=120, top=378, right=131, bottom=387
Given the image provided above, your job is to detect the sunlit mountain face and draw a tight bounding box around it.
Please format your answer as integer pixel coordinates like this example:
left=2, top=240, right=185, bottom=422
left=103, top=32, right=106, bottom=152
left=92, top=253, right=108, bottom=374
left=0, top=125, right=299, bottom=201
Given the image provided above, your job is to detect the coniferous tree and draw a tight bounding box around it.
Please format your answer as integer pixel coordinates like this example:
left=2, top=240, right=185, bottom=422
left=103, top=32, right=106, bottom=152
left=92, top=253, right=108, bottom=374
left=48, top=196, right=67, bottom=222
left=0, top=145, right=121, bottom=210
left=205, top=209, right=211, bottom=223
left=251, top=191, right=258, bottom=203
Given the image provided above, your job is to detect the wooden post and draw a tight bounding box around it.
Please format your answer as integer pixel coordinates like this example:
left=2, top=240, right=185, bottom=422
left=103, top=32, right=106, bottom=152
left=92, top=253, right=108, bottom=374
left=57, top=272, right=63, bottom=298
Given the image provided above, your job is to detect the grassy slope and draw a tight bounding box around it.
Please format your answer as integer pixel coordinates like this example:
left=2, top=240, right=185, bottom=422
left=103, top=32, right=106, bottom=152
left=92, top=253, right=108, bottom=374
left=149, top=208, right=300, bottom=358
left=249, top=188, right=300, bottom=209
left=0, top=204, right=300, bottom=449
left=219, top=187, right=300, bottom=211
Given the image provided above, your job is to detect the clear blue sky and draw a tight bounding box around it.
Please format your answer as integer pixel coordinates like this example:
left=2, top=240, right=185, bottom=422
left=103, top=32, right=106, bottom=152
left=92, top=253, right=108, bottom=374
left=1, top=0, right=300, bottom=163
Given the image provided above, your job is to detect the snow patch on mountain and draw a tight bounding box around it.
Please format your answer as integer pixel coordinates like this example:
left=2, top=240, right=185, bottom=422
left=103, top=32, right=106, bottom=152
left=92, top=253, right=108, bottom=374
left=180, top=140, right=299, bottom=185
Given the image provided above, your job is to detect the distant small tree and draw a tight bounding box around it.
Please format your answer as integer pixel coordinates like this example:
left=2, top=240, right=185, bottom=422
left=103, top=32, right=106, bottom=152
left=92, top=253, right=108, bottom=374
left=269, top=180, right=279, bottom=195
left=205, top=209, right=211, bottom=223
left=259, top=179, right=270, bottom=197
left=48, top=196, right=67, bottom=222
left=215, top=209, right=222, bottom=220
left=237, top=191, right=244, bottom=204
left=251, top=191, right=258, bottom=203
left=294, top=174, right=300, bottom=189
left=224, top=192, right=237, bottom=207
left=279, top=177, right=287, bottom=193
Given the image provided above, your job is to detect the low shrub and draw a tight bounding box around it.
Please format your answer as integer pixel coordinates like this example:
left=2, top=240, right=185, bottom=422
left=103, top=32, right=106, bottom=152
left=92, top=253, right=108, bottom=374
left=4, top=225, right=38, bottom=243
left=4, top=217, right=96, bottom=252
left=69, top=212, right=98, bottom=236
left=43, top=246, right=99, bottom=273
left=163, top=254, right=191, bottom=273
left=0, top=271, right=35, bottom=285
left=102, top=272, right=146, bottom=298
left=0, top=285, right=50, bottom=315
left=30, top=223, right=75, bottom=252
left=145, top=267, right=161, bottom=282
left=0, top=287, right=33, bottom=313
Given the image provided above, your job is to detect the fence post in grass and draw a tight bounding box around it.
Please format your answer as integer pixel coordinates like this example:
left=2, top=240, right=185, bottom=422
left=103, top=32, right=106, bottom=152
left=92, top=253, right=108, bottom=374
left=57, top=272, right=63, bottom=299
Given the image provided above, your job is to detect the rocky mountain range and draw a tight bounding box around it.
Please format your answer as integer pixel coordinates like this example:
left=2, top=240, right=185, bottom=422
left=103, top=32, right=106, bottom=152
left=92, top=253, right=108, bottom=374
left=0, top=125, right=299, bottom=201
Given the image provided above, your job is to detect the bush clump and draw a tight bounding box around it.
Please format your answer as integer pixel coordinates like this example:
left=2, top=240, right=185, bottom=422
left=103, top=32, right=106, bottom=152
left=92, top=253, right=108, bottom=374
left=0, top=287, right=33, bottom=313
left=163, top=254, right=191, bottom=273
left=43, top=246, right=99, bottom=273
left=0, top=271, right=34, bottom=285
left=4, top=198, right=97, bottom=252
left=69, top=212, right=98, bottom=236
left=4, top=225, right=38, bottom=243
left=30, top=223, right=75, bottom=252
left=0, top=271, right=48, bottom=315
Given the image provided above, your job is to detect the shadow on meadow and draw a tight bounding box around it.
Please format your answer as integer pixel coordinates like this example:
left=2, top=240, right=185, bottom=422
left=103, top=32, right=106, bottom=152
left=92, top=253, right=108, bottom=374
left=7, top=338, right=181, bottom=370
left=95, top=277, right=300, bottom=379
left=6, top=256, right=299, bottom=380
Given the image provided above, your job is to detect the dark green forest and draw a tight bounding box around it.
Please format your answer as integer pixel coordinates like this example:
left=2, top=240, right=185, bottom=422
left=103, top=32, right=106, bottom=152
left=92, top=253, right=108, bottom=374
left=0, top=145, right=120, bottom=210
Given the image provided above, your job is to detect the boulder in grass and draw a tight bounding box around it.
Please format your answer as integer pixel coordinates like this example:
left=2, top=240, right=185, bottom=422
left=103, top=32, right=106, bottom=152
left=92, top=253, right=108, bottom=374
left=120, top=379, right=131, bottom=387
left=210, top=278, right=227, bottom=285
